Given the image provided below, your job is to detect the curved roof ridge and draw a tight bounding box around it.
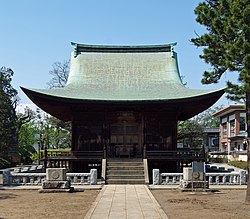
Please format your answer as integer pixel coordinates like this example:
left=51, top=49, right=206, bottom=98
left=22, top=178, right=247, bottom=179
left=71, top=42, right=177, bottom=56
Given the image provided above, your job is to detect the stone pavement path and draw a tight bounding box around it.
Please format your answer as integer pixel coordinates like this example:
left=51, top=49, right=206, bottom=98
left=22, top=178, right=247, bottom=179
left=84, top=185, right=168, bottom=219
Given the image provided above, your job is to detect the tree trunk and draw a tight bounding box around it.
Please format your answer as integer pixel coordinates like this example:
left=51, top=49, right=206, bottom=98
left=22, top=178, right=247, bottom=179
left=245, top=92, right=250, bottom=203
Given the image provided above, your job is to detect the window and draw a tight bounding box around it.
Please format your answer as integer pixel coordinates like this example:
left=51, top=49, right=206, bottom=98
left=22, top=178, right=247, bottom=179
left=222, top=123, right=227, bottom=138
left=240, top=116, right=246, bottom=132
left=230, top=120, right=235, bottom=137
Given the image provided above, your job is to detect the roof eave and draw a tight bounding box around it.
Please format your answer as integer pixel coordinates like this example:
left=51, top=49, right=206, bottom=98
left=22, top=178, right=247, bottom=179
left=21, top=87, right=224, bottom=105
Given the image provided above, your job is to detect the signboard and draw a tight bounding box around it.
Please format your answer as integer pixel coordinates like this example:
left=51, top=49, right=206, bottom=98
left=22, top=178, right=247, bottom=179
left=192, top=161, right=205, bottom=173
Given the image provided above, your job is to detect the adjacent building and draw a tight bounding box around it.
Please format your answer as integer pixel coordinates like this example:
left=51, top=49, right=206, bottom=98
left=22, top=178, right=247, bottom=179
left=213, top=105, right=247, bottom=158
left=204, top=128, right=220, bottom=152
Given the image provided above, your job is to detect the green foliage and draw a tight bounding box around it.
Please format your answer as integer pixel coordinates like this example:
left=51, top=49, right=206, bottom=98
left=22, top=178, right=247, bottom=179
left=208, top=156, right=228, bottom=163
left=229, top=160, right=248, bottom=170
left=18, top=122, right=36, bottom=164
left=178, top=106, right=222, bottom=147
left=191, top=0, right=250, bottom=101
left=40, top=148, right=71, bottom=155
left=192, top=0, right=250, bottom=201
left=36, top=60, right=71, bottom=150
left=35, top=109, right=71, bottom=149
left=16, top=107, right=71, bottom=163
left=193, top=106, right=222, bottom=128
left=178, top=119, right=205, bottom=147
left=31, top=152, right=38, bottom=162
left=0, top=67, right=18, bottom=159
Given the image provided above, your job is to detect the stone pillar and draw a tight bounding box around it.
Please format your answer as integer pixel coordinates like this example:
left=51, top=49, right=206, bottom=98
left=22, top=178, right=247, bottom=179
left=90, top=169, right=97, bottom=185
left=183, top=167, right=192, bottom=181
left=41, top=168, right=72, bottom=192
left=239, top=170, right=247, bottom=185
left=153, top=169, right=160, bottom=185
left=3, top=170, right=10, bottom=186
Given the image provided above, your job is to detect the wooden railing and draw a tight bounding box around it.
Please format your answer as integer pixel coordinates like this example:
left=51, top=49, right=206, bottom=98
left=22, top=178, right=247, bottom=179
left=40, top=150, right=103, bottom=160
left=40, top=147, right=205, bottom=160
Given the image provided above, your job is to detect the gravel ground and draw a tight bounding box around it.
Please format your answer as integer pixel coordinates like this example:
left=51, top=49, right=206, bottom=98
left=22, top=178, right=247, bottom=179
left=0, top=189, right=99, bottom=219
left=1, top=188, right=250, bottom=219
left=151, top=189, right=250, bottom=219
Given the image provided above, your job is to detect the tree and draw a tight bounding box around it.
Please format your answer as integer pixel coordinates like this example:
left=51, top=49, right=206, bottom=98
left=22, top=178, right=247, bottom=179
left=46, top=116, right=71, bottom=148
left=46, top=60, right=72, bottom=148
left=193, top=106, right=223, bottom=128
left=18, top=121, right=36, bottom=164
left=191, top=0, right=250, bottom=203
left=0, top=67, right=18, bottom=161
left=47, top=60, right=70, bottom=88
left=178, top=120, right=205, bottom=148
left=0, top=67, right=36, bottom=165
left=17, top=107, right=36, bottom=164
left=178, top=106, right=222, bottom=148
left=35, top=109, right=71, bottom=150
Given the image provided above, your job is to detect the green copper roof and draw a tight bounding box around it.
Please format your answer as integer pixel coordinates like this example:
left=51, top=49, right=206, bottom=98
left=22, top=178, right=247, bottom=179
left=22, top=43, right=224, bottom=102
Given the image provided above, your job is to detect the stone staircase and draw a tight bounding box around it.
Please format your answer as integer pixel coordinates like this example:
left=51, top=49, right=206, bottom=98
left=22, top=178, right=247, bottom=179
left=106, top=158, right=145, bottom=184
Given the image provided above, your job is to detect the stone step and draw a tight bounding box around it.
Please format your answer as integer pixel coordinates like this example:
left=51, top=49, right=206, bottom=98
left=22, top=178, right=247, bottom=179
left=106, top=159, right=145, bottom=184
left=107, top=166, right=144, bottom=170
left=107, top=170, right=144, bottom=175
left=107, top=158, right=143, bottom=162
left=107, top=175, right=144, bottom=179
left=106, top=179, right=145, bottom=184
left=107, top=162, right=144, bottom=166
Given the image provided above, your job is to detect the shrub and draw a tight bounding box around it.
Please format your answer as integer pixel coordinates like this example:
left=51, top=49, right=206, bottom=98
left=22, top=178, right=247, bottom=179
left=228, top=161, right=247, bottom=170
left=208, top=156, right=228, bottom=163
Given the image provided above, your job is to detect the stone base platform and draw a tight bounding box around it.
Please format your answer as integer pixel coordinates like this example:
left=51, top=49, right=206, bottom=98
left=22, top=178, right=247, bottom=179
left=42, top=180, right=71, bottom=189
left=39, top=187, right=74, bottom=193
left=40, top=180, right=75, bottom=193
left=178, top=179, right=209, bottom=192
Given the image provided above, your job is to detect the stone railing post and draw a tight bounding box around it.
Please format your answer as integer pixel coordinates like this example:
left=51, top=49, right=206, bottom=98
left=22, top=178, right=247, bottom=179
left=73, top=176, right=78, bottom=183
left=172, top=176, right=176, bottom=184
left=209, top=176, right=213, bottom=184
left=90, top=169, right=97, bottom=185
left=233, top=175, right=237, bottom=184
left=3, top=170, right=10, bottom=186
left=215, top=176, right=219, bottom=184
left=80, top=176, right=85, bottom=183
left=222, top=175, right=227, bottom=184
left=23, top=176, right=28, bottom=184
left=165, top=176, right=169, bottom=184
left=239, top=170, right=247, bottom=185
left=153, top=169, right=160, bottom=185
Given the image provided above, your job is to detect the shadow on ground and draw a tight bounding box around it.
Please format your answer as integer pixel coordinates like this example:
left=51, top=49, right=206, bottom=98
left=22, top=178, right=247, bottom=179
left=0, top=192, right=17, bottom=200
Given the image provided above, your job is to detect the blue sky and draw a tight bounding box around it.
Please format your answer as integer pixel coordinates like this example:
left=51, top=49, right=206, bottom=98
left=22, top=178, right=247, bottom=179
left=0, top=0, right=235, bottom=108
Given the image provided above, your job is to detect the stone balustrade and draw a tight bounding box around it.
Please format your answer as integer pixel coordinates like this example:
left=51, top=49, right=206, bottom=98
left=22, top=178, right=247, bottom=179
left=161, top=173, right=183, bottom=185
left=207, top=172, right=247, bottom=185
left=10, top=173, right=46, bottom=185
left=2, top=169, right=97, bottom=186
left=153, top=169, right=247, bottom=185
left=66, top=173, right=91, bottom=184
